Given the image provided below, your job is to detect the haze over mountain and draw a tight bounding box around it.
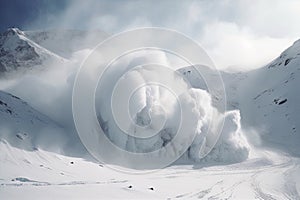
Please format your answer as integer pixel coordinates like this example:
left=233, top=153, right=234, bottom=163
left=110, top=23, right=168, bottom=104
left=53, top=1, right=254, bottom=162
left=0, top=27, right=299, bottom=199
left=180, top=39, right=300, bottom=156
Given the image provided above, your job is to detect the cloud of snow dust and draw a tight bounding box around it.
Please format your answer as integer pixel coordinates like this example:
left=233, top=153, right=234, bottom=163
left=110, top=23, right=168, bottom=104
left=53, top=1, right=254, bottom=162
left=92, top=49, right=250, bottom=167
left=0, top=43, right=250, bottom=167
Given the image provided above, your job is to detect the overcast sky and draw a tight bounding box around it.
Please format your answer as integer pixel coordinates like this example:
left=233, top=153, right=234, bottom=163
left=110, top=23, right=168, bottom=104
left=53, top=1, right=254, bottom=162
left=1, top=0, right=300, bottom=70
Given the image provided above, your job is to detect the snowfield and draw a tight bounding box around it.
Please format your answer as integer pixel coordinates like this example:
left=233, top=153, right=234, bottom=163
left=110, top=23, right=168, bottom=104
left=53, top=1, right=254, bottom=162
left=0, top=28, right=299, bottom=199
left=0, top=141, right=299, bottom=199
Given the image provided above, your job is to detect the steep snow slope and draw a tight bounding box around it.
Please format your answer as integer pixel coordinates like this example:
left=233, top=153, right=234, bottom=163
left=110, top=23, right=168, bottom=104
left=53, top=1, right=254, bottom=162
left=25, top=29, right=108, bottom=58
left=0, top=90, right=84, bottom=156
left=179, top=39, right=300, bottom=157
left=236, top=39, right=300, bottom=156
left=0, top=28, right=67, bottom=74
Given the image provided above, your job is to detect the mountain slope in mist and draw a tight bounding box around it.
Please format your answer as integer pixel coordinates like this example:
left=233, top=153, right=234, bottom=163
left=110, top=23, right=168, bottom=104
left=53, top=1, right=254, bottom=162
left=0, top=27, right=299, bottom=199
left=180, top=39, right=300, bottom=156
left=25, top=29, right=108, bottom=58
left=0, top=90, right=70, bottom=153
left=0, top=27, right=299, bottom=160
left=236, top=39, right=300, bottom=156
left=0, top=28, right=108, bottom=75
left=0, top=27, right=299, bottom=159
left=0, top=28, right=66, bottom=74
left=0, top=89, right=87, bottom=158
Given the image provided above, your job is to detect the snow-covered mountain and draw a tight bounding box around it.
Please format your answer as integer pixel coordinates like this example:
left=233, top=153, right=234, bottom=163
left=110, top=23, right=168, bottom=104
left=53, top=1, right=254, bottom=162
left=0, top=28, right=108, bottom=75
left=0, top=90, right=70, bottom=153
left=236, top=39, right=300, bottom=156
left=0, top=28, right=67, bottom=74
left=179, top=39, right=300, bottom=157
left=25, top=29, right=108, bottom=58
left=0, top=27, right=299, bottom=199
left=0, top=27, right=299, bottom=160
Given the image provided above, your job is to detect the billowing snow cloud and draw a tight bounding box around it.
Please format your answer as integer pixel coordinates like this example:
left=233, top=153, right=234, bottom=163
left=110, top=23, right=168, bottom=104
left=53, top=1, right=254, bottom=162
left=0, top=47, right=250, bottom=166
left=94, top=50, right=250, bottom=166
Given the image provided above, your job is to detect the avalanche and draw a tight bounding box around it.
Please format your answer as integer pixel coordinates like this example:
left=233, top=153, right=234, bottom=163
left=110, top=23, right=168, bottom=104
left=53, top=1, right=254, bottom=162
left=0, top=28, right=299, bottom=199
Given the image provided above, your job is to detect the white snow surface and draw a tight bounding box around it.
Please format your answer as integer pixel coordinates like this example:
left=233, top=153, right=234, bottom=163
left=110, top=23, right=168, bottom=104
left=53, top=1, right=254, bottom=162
left=0, top=140, right=299, bottom=199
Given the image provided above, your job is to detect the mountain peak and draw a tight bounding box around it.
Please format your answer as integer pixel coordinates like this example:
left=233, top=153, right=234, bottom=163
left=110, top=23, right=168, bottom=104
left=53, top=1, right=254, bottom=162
left=2, top=28, right=25, bottom=37
left=0, top=28, right=67, bottom=74
left=266, top=38, right=300, bottom=70
left=293, top=38, right=300, bottom=46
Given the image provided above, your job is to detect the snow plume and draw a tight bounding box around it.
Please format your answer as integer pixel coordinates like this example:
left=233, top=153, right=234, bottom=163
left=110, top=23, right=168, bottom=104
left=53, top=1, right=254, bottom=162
left=94, top=50, right=250, bottom=166
left=195, top=110, right=250, bottom=164
left=0, top=47, right=250, bottom=165
left=0, top=50, right=90, bottom=129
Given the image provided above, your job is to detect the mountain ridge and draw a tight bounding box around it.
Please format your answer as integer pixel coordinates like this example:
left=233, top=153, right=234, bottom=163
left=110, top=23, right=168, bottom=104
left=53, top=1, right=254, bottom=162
left=179, top=38, right=300, bottom=156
